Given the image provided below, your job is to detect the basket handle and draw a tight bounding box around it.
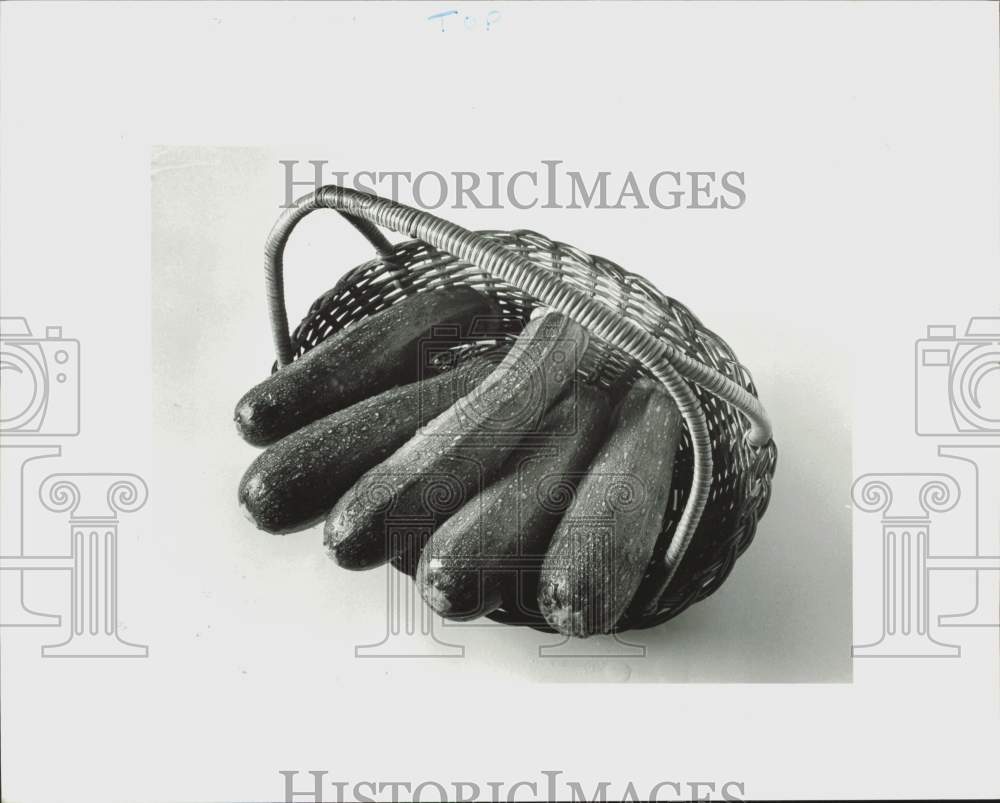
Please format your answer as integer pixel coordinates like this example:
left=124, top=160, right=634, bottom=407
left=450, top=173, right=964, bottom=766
left=264, top=204, right=398, bottom=368
left=263, top=185, right=773, bottom=599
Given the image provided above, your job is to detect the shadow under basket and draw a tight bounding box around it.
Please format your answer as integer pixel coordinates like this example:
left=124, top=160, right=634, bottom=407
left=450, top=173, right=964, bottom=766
left=264, top=185, right=778, bottom=634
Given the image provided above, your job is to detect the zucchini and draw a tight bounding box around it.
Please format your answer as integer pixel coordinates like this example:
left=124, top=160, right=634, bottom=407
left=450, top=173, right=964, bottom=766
left=325, top=312, right=590, bottom=570
left=238, top=355, right=499, bottom=533
left=537, top=378, right=683, bottom=636
left=623, top=502, right=729, bottom=620
left=234, top=286, right=500, bottom=446
left=416, top=382, right=611, bottom=620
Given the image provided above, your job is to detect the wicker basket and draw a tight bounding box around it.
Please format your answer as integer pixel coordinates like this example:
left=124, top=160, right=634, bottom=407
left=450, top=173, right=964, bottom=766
left=263, top=185, right=777, bottom=633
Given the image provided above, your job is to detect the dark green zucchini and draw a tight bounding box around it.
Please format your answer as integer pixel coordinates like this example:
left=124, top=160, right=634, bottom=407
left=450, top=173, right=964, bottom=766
left=234, top=286, right=500, bottom=446
left=325, top=312, right=590, bottom=570
left=238, top=355, right=498, bottom=534
left=416, top=382, right=611, bottom=621
left=537, top=378, right=683, bottom=637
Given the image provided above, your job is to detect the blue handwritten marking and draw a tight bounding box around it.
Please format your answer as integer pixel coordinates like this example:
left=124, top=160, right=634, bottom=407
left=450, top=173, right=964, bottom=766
left=428, top=10, right=459, bottom=32
left=428, top=9, right=500, bottom=32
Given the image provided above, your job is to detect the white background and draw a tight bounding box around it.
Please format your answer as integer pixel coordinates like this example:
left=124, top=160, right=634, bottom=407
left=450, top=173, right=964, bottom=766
left=1, top=2, right=998, bottom=802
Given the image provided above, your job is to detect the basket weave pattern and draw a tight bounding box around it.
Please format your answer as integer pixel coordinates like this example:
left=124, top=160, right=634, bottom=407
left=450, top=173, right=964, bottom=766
left=265, top=187, right=777, bottom=632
